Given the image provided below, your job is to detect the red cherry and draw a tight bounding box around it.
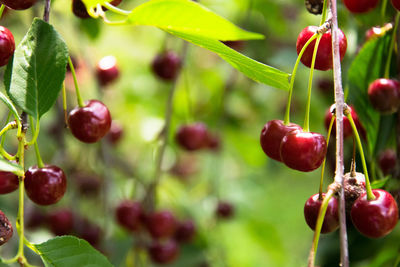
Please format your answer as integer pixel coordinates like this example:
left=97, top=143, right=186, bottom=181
left=152, top=51, right=181, bottom=81
left=0, top=210, right=12, bottom=246
left=304, top=193, right=339, bottom=233
left=296, top=26, right=347, bottom=71
left=342, top=0, right=379, bottom=13
left=174, top=220, right=196, bottom=243
left=378, top=149, right=397, bottom=176
left=26, top=208, right=47, bottom=230
left=368, top=78, right=400, bottom=114
left=260, top=120, right=302, bottom=162
left=280, top=130, right=327, bottom=172
left=0, top=170, right=18, bottom=194
left=216, top=201, right=235, bottom=219
left=324, top=105, right=362, bottom=139
left=106, top=121, right=124, bottom=145
left=148, top=240, right=180, bottom=264
left=392, top=0, right=400, bottom=10
left=73, top=173, right=102, bottom=197
left=24, top=165, right=67, bottom=206
left=68, top=100, right=112, bottom=143
left=145, top=210, right=177, bottom=239
left=47, top=209, right=74, bottom=236
left=115, top=200, right=143, bottom=232
left=75, top=217, right=102, bottom=246
left=351, top=189, right=398, bottom=238
left=96, top=56, right=120, bottom=86
left=0, top=0, right=36, bottom=10
left=175, top=123, right=209, bottom=151
left=0, top=26, right=15, bottom=67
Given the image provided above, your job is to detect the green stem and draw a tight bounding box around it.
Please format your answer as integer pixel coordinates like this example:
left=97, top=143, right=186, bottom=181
left=68, top=56, right=85, bottom=108
left=304, top=35, right=322, bottom=132
left=0, top=5, right=5, bottom=19
left=16, top=133, right=26, bottom=261
left=381, top=0, right=388, bottom=23
left=320, top=0, right=329, bottom=25
left=0, top=121, right=17, bottom=138
left=346, top=113, right=375, bottom=200
left=103, top=2, right=131, bottom=15
left=319, top=114, right=335, bottom=197
left=29, top=116, right=44, bottom=168
left=384, top=12, right=400, bottom=79
left=284, top=33, right=318, bottom=125
left=62, top=82, right=68, bottom=126
left=26, top=117, right=40, bottom=146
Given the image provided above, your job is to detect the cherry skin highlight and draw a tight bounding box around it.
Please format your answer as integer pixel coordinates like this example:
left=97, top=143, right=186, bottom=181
left=260, top=120, right=302, bottom=162
left=0, top=26, right=15, bottom=67
left=351, top=189, right=399, bottom=238
left=68, top=100, right=112, bottom=143
left=304, top=193, right=339, bottom=233
left=96, top=55, right=120, bottom=86
left=280, top=130, right=327, bottom=172
left=368, top=78, right=400, bottom=114
left=296, top=26, right=347, bottom=71
left=24, top=165, right=67, bottom=206
left=343, top=0, right=379, bottom=13
left=0, top=0, right=36, bottom=10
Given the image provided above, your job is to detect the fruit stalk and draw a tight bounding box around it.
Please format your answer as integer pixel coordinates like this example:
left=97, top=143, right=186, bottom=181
left=43, top=0, right=51, bottom=22
left=330, top=1, right=349, bottom=266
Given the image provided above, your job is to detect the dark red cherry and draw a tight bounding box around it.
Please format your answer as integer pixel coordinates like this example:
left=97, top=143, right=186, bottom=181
left=68, top=100, right=112, bottom=143
left=175, top=123, right=209, bottom=151
left=343, top=0, right=379, bottom=13
left=280, top=130, right=327, bottom=172
left=152, top=51, right=181, bottom=81
left=106, top=121, right=124, bottom=145
left=145, top=210, right=177, bottom=239
left=0, top=170, right=18, bottom=194
left=75, top=217, right=102, bottom=246
left=378, top=149, right=397, bottom=176
left=0, top=0, right=36, bottom=10
left=148, top=240, right=180, bottom=264
left=47, top=209, right=74, bottom=236
left=216, top=201, right=235, bottom=219
left=24, top=165, right=67, bottom=206
left=304, top=193, right=339, bottom=233
left=96, top=56, right=119, bottom=86
left=393, top=0, right=400, bottom=11
left=351, top=189, right=398, bottom=238
left=324, top=105, right=362, bottom=139
left=0, top=26, right=15, bottom=67
left=317, top=78, right=333, bottom=95
left=222, top=41, right=245, bottom=51
left=296, top=26, right=347, bottom=71
left=368, top=78, right=400, bottom=114
left=26, top=208, right=47, bottom=230
left=73, top=173, right=102, bottom=197
left=174, top=220, right=196, bottom=243
left=0, top=210, right=12, bottom=245
left=260, top=120, right=302, bottom=162
left=115, top=200, right=143, bottom=232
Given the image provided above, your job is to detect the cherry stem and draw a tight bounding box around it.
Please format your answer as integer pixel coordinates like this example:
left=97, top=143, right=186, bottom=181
left=308, top=185, right=339, bottom=267
left=29, top=116, right=45, bottom=169
left=384, top=12, right=400, bottom=79
left=68, top=56, right=85, bottom=108
left=319, top=115, right=335, bottom=197
left=62, top=82, right=68, bottom=127
left=320, top=0, right=329, bottom=26
left=0, top=4, right=5, bottom=19
left=284, top=34, right=318, bottom=125
left=330, top=1, right=349, bottom=265
left=346, top=113, right=375, bottom=200
left=381, top=0, right=388, bottom=23
left=26, top=116, right=40, bottom=146
left=103, top=2, right=131, bottom=16
left=43, top=0, right=51, bottom=22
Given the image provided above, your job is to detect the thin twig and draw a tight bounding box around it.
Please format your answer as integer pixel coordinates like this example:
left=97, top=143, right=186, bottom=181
left=43, top=0, right=51, bottom=22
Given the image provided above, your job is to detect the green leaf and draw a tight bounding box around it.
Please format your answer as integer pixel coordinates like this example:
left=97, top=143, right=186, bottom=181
left=124, top=0, right=263, bottom=41
left=4, top=18, right=69, bottom=119
left=34, top=236, right=113, bottom=267
left=347, top=33, right=394, bottom=154
left=0, top=158, right=23, bottom=176
left=371, top=177, right=390, bottom=189
left=0, top=90, right=20, bottom=121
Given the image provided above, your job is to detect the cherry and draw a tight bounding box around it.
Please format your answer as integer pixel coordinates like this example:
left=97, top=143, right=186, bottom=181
left=296, top=26, right=347, bottom=71
left=216, top=201, right=235, bottom=219
left=280, top=130, right=327, bottom=172
left=174, top=220, right=196, bottom=243
left=75, top=217, right=102, bottom=246
left=106, top=121, right=124, bottom=145
left=0, top=170, right=18, bottom=194
left=72, top=0, right=122, bottom=18
left=343, top=171, right=366, bottom=213
left=205, top=132, right=221, bottom=151
left=378, top=149, right=397, bottom=176
left=351, top=189, right=398, bottom=238
left=73, top=173, right=102, bottom=197
left=324, top=105, right=362, bottom=139
left=68, top=100, right=112, bottom=143
left=368, top=78, right=400, bottom=114
left=115, top=200, right=143, bottom=232
left=305, top=0, right=324, bottom=15
left=96, top=55, right=120, bottom=86
left=392, top=0, right=400, bottom=11
left=260, top=120, right=302, bottom=162
left=148, top=240, right=180, bottom=264
left=0, top=0, right=36, bottom=10
left=47, top=209, right=74, bottom=236
left=170, top=155, right=198, bottom=178
left=26, top=208, right=47, bottom=230
left=222, top=41, right=245, bottom=51
left=304, top=193, right=339, bottom=233
left=0, top=210, right=12, bottom=246
left=25, top=165, right=67, bottom=206
left=175, top=123, right=209, bottom=151
left=0, top=26, right=15, bottom=67
left=152, top=51, right=181, bottom=81
left=342, top=0, right=379, bottom=13
left=145, top=210, right=177, bottom=239
left=317, top=78, right=333, bottom=95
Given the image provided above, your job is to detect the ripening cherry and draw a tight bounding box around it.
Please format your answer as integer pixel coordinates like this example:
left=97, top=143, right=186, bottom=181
left=145, top=210, right=177, bottom=239
left=0, top=26, right=15, bottom=67
left=304, top=193, right=339, bottom=233
left=342, top=0, right=379, bottom=13
left=0, top=0, right=37, bottom=10
left=368, top=78, right=400, bottom=114
left=175, top=123, right=209, bottom=151
left=152, top=51, right=181, bottom=81
left=96, top=55, right=120, bottom=86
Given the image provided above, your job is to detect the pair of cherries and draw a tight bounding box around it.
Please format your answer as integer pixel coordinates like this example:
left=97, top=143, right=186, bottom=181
left=260, top=120, right=327, bottom=172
